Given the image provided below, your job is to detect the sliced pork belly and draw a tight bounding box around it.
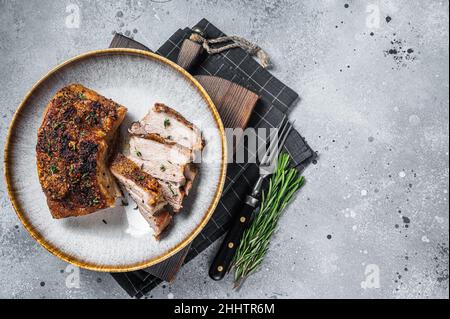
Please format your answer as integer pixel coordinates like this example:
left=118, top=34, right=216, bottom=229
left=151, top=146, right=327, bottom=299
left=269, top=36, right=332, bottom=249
left=129, top=103, right=204, bottom=152
left=129, top=134, right=192, bottom=184
left=183, top=163, right=198, bottom=196
left=136, top=203, right=172, bottom=238
left=110, top=154, right=171, bottom=237
left=125, top=184, right=171, bottom=238
left=128, top=134, right=200, bottom=212
left=126, top=104, right=203, bottom=214
left=157, top=164, right=198, bottom=212
left=158, top=180, right=184, bottom=212
left=148, top=211, right=172, bottom=238
left=110, top=154, right=166, bottom=213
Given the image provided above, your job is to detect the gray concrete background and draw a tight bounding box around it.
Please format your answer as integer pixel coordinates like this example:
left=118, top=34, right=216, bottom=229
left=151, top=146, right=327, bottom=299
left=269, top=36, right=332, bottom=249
left=0, top=0, right=448, bottom=299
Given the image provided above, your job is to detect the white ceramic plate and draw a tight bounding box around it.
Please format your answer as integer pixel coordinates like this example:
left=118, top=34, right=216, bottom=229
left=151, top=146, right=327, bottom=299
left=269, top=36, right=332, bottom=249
left=4, top=49, right=226, bottom=272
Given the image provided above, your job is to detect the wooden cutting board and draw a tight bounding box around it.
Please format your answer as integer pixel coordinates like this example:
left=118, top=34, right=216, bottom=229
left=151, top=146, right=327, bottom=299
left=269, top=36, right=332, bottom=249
left=195, top=75, right=258, bottom=131
left=176, top=37, right=258, bottom=131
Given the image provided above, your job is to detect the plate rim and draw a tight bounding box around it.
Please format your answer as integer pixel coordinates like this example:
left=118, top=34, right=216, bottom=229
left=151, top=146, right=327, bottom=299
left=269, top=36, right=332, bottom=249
left=3, top=48, right=227, bottom=272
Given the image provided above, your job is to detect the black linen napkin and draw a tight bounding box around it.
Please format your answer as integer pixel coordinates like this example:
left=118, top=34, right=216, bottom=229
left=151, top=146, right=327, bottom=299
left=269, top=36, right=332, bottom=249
left=110, top=19, right=316, bottom=298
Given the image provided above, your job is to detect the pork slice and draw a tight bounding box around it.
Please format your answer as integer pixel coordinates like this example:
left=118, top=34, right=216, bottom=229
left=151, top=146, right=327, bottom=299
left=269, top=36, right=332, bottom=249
left=129, top=134, right=192, bottom=184
left=158, top=180, right=184, bottom=212
left=136, top=204, right=172, bottom=239
left=157, top=164, right=198, bottom=213
left=120, top=178, right=171, bottom=238
left=183, top=163, right=198, bottom=196
left=110, top=154, right=166, bottom=217
left=129, top=103, right=204, bottom=152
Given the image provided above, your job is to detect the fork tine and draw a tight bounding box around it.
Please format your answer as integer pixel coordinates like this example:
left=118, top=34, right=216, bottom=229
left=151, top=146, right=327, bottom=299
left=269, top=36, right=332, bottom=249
left=262, top=118, right=290, bottom=165
left=278, top=120, right=294, bottom=150
left=259, top=115, right=287, bottom=164
left=265, top=120, right=294, bottom=166
left=277, top=114, right=288, bottom=129
left=223, top=117, right=291, bottom=196
left=261, top=117, right=290, bottom=166
left=260, top=117, right=287, bottom=165
left=250, top=121, right=280, bottom=164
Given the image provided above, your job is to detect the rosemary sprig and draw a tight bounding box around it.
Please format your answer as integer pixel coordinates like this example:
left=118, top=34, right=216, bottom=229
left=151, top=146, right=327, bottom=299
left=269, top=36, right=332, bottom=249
left=232, top=152, right=305, bottom=288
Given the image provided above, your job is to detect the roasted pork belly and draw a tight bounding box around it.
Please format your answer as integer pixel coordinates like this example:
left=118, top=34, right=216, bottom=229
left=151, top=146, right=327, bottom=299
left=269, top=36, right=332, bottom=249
left=158, top=180, right=184, bottom=212
left=128, top=132, right=201, bottom=212
left=183, top=163, right=198, bottom=196
left=128, top=134, right=192, bottom=184
left=127, top=103, right=204, bottom=212
left=155, top=163, right=198, bottom=212
left=110, top=154, right=171, bottom=237
left=129, top=103, right=204, bottom=152
left=110, top=154, right=167, bottom=215
left=137, top=205, right=172, bottom=238
left=36, top=84, right=127, bottom=219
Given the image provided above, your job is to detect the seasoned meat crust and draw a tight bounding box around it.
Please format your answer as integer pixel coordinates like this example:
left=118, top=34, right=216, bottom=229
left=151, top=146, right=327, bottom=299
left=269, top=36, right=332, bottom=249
left=110, top=153, right=165, bottom=208
left=36, top=84, right=127, bottom=219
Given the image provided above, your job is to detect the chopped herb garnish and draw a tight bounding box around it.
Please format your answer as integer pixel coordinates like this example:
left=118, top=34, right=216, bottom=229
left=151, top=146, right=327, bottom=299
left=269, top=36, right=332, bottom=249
left=133, top=205, right=139, bottom=210
left=78, top=93, right=86, bottom=100
left=121, top=200, right=129, bottom=207
left=80, top=131, right=86, bottom=137
left=69, top=141, right=77, bottom=151
left=91, top=197, right=100, bottom=206
left=81, top=172, right=89, bottom=179
left=167, top=135, right=172, bottom=140
left=137, top=175, right=145, bottom=181
left=160, top=165, right=166, bottom=172
left=167, top=184, right=176, bottom=196
left=164, top=118, right=171, bottom=128
left=69, top=164, right=75, bottom=174
left=135, top=148, right=142, bottom=157
left=102, top=219, right=107, bottom=225
left=49, top=165, right=58, bottom=175
left=85, top=112, right=98, bottom=124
